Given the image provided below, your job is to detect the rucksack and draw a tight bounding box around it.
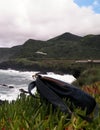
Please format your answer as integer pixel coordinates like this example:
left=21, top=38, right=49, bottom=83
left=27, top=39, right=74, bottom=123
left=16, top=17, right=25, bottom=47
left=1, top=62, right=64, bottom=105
left=28, top=75, right=96, bottom=121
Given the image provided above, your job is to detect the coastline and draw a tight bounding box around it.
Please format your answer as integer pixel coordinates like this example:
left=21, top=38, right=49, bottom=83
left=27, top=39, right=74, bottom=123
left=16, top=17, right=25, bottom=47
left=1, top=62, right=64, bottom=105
left=0, top=60, right=83, bottom=78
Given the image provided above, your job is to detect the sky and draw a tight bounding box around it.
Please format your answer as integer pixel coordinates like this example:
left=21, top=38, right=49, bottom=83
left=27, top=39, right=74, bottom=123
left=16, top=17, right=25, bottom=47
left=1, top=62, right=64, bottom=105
left=0, top=0, right=100, bottom=47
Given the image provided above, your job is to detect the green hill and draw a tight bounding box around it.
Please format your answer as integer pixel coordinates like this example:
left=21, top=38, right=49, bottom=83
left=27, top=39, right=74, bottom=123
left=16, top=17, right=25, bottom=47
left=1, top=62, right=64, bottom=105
left=0, top=32, right=100, bottom=62
left=0, top=45, right=21, bottom=63
left=13, top=33, right=100, bottom=60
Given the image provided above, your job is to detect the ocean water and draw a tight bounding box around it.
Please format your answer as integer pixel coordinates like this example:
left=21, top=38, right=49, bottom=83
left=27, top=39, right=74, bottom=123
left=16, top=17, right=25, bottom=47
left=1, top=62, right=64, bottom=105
left=0, top=69, right=76, bottom=101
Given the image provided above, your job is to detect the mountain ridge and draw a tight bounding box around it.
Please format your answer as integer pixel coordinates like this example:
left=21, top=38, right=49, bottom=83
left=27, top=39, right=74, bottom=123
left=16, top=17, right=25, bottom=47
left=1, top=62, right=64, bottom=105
left=48, top=32, right=82, bottom=42
left=0, top=32, right=100, bottom=63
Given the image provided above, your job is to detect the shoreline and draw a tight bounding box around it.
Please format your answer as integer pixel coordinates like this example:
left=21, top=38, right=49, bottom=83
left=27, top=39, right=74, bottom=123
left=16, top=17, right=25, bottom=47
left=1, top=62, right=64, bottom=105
left=0, top=61, right=82, bottom=78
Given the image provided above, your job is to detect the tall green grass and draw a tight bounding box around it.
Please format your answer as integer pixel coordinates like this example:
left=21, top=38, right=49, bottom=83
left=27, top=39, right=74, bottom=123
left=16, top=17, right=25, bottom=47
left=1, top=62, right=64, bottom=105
left=0, top=82, right=100, bottom=130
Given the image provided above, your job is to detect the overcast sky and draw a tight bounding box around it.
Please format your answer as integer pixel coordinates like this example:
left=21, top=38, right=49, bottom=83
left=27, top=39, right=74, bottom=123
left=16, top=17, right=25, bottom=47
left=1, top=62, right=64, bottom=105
left=0, top=0, right=100, bottom=47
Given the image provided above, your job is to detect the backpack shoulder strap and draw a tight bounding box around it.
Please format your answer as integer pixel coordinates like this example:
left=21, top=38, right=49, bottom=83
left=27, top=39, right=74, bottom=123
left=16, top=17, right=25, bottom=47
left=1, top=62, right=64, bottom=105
left=28, top=81, right=38, bottom=98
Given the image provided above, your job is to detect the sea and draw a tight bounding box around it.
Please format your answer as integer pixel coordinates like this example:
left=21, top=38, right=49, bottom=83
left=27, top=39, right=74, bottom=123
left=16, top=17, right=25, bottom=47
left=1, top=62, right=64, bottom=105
left=0, top=69, right=76, bottom=102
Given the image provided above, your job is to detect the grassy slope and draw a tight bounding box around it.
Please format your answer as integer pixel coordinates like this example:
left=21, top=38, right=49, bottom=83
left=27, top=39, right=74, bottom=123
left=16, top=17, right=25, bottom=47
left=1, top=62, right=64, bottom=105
left=0, top=81, right=100, bottom=130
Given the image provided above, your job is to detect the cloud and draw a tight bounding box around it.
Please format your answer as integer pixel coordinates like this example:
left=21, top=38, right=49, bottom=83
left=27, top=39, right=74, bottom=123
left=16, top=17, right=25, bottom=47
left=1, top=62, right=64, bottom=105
left=93, top=0, right=99, bottom=6
left=92, top=0, right=100, bottom=13
left=0, top=0, right=100, bottom=47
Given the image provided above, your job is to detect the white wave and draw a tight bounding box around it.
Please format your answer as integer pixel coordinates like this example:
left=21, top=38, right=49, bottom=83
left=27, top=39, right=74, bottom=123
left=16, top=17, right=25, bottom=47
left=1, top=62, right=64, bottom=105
left=0, top=69, right=38, bottom=80
left=42, top=72, right=76, bottom=84
left=0, top=88, right=19, bottom=101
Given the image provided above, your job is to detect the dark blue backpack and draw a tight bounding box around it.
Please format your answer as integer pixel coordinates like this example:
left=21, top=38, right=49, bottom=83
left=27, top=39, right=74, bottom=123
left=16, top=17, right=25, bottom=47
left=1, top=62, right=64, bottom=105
left=28, top=75, right=96, bottom=122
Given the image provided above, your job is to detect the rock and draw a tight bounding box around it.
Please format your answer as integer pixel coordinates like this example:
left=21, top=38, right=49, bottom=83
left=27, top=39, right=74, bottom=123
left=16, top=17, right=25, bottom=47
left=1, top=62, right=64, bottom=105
left=9, top=86, right=14, bottom=88
left=2, top=84, right=8, bottom=87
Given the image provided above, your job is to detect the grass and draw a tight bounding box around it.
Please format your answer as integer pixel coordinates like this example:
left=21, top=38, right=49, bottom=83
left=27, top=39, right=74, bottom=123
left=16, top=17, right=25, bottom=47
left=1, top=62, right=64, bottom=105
left=0, top=81, right=100, bottom=130
left=73, top=67, right=100, bottom=86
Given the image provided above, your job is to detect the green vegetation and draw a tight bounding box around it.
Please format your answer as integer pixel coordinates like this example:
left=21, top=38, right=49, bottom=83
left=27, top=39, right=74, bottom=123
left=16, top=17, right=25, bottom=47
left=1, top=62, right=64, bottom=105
left=0, top=81, right=100, bottom=130
left=0, top=33, right=100, bottom=63
left=73, top=67, right=100, bottom=86
left=10, top=33, right=100, bottom=60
